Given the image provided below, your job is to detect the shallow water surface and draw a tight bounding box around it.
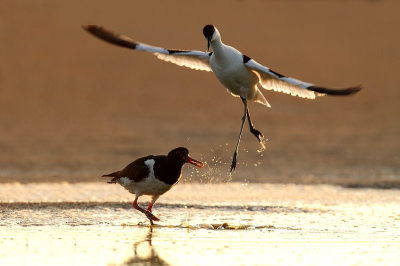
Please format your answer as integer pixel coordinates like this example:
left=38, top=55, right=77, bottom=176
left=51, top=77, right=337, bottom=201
left=1, top=183, right=400, bottom=265
left=1, top=225, right=399, bottom=266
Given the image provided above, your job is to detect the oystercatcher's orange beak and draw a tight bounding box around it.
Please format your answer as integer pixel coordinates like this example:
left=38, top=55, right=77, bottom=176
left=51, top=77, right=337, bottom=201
left=183, top=156, right=204, bottom=169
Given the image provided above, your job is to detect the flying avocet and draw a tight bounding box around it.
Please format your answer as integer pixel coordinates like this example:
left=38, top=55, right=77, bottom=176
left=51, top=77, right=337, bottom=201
left=83, top=24, right=362, bottom=172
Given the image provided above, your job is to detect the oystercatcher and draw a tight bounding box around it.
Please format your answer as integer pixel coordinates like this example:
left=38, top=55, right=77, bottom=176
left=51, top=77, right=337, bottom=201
left=103, top=147, right=204, bottom=225
left=83, top=25, right=362, bottom=172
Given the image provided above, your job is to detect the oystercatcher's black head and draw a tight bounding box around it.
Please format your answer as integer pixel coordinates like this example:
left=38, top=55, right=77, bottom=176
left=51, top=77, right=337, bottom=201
left=203, top=25, right=216, bottom=52
left=168, top=147, right=204, bottom=168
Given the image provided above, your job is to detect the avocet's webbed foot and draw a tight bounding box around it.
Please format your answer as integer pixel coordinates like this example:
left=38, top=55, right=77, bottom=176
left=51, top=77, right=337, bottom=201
left=230, top=151, right=238, bottom=172
left=250, top=127, right=264, bottom=143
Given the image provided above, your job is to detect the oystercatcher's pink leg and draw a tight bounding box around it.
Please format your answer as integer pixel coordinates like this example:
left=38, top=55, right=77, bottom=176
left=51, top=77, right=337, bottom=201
left=147, top=203, right=154, bottom=213
left=146, top=195, right=160, bottom=225
left=132, top=197, right=160, bottom=224
left=147, top=195, right=160, bottom=213
left=147, top=203, right=155, bottom=225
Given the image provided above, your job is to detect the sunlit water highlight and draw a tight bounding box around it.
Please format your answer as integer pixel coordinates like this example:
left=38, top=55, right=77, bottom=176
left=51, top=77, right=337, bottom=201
left=1, top=183, right=400, bottom=265
left=1, top=225, right=400, bottom=266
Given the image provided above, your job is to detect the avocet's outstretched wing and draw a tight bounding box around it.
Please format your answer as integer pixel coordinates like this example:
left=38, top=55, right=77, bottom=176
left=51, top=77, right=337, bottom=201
left=82, top=25, right=212, bottom=72
left=243, top=56, right=362, bottom=99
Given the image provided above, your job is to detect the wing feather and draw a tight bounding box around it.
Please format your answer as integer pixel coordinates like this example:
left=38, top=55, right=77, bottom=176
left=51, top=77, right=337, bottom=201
left=155, top=52, right=212, bottom=71
left=244, top=58, right=362, bottom=98
left=83, top=25, right=212, bottom=72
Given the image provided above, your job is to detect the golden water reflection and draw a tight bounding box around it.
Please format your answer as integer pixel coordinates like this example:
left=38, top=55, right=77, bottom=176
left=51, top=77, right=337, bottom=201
left=119, top=227, right=170, bottom=266
left=1, top=226, right=399, bottom=266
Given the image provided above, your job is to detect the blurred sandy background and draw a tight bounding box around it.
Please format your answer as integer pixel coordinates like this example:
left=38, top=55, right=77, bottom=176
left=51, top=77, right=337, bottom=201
left=0, top=0, right=399, bottom=186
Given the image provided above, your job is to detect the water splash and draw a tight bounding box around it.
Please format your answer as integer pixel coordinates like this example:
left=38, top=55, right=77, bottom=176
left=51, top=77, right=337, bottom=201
left=257, top=139, right=268, bottom=153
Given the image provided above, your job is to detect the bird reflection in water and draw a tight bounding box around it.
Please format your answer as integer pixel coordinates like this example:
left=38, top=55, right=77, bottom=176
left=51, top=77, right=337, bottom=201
left=121, top=227, right=170, bottom=266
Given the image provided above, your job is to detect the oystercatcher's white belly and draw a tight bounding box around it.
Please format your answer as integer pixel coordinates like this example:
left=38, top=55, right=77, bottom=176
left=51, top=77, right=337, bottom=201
left=118, top=159, right=172, bottom=196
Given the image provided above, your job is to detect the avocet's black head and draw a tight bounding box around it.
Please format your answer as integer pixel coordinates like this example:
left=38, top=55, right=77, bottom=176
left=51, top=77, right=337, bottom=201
left=168, top=147, right=204, bottom=168
left=203, top=25, right=216, bottom=52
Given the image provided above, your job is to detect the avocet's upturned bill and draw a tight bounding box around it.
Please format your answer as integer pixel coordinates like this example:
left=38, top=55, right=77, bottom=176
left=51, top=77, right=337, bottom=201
left=82, top=24, right=362, bottom=172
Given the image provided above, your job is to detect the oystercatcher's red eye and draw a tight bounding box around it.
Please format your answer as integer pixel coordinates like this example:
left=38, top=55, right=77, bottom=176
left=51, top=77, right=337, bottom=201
left=176, top=150, right=180, bottom=155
